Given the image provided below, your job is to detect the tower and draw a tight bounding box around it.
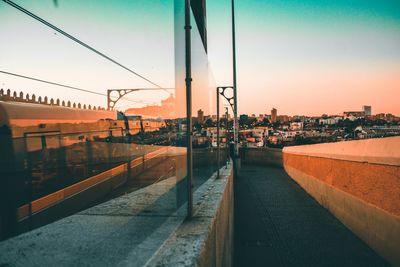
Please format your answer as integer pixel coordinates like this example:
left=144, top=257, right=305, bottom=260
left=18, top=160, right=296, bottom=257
left=271, top=108, right=277, bottom=123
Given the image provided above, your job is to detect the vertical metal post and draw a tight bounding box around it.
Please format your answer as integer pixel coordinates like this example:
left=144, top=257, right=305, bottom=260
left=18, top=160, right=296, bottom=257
left=216, top=88, right=220, bottom=178
left=107, top=89, right=111, bottom=110
left=225, top=107, right=229, bottom=167
left=185, top=0, right=193, bottom=218
left=231, top=0, right=239, bottom=158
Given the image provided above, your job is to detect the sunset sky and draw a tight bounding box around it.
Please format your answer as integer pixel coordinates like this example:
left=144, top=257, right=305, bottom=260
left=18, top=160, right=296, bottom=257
left=0, top=0, right=399, bottom=116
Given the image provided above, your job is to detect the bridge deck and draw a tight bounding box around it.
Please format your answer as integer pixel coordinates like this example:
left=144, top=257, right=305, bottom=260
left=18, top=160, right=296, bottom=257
left=234, top=165, right=389, bottom=267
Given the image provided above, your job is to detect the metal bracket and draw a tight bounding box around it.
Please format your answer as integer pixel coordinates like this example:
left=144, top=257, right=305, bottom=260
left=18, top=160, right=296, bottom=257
left=217, top=86, right=235, bottom=112
left=107, top=89, right=139, bottom=110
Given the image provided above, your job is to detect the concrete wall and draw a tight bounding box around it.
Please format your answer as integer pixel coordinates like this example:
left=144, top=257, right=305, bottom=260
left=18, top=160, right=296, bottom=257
left=147, top=165, right=234, bottom=267
left=283, top=137, right=400, bottom=266
left=240, top=147, right=283, bottom=167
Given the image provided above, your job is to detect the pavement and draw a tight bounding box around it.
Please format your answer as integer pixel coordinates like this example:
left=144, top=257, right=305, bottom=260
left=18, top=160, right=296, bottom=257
left=234, top=165, right=389, bottom=267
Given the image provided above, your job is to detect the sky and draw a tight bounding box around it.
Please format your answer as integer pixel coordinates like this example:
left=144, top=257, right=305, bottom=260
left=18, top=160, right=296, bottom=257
left=0, top=0, right=399, bottom=116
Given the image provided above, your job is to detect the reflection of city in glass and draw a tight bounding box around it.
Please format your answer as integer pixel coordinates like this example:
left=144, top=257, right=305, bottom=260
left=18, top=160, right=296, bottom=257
left=0, top=88, right=189, bottom=238
left=0, top=0, right=190, bottom=240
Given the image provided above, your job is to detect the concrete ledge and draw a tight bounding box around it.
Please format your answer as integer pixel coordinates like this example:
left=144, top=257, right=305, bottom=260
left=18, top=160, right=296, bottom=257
left=283, top=136, right=400, bottom=166
left=146, top=165, right=234, bottom=267
left=283, top=138, right=400, bottom=266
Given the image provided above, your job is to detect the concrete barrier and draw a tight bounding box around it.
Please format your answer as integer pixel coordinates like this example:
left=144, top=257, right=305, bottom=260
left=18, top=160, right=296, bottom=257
left=146, top=164, right=234, bottom=267
left=240, top=147, right=283, bottom=167
left=283, top=137, right=400, bottom=266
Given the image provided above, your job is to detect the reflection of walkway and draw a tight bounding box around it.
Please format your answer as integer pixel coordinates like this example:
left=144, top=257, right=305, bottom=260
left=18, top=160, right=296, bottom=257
left=234, top=165, right=389, bottom=267
left=0, top=175, right=187, bottom=266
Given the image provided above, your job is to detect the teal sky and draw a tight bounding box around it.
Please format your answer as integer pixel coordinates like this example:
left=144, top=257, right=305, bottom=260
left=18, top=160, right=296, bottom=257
left=1, top=0, right=399, bottom=115
left=209, top=0, right=400, bottom=115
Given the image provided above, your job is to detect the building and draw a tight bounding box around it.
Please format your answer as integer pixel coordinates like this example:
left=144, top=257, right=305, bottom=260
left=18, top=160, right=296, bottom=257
left=197, top=109, right=204, bottom=123
left=293, top=115, right=306, bottom=122
left=277, top=115, right=290, bottom=123
left=125, top=94, right=175, bottom=119
left=319, top=118, right=339, bottom=125
left=290, top=122, right=304, bottom=130
left=271, top=108, right=277, bottom=123
left=386, top=113, right=396, bottom=122
left=363, top=105, right=372, bottom=116
left=343, top=111, right=365, bottom=119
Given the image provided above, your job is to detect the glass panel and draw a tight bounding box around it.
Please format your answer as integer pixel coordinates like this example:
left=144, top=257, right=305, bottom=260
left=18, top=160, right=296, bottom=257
left=190, top=5, right=220, bottom=193
left=173, top=0, right=188, bottom=210
left=0, top=1, right=187, bottom=248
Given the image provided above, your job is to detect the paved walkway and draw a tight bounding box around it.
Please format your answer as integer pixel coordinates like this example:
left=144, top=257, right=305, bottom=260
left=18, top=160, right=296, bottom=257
left=234, top=165, right=389, bottom=267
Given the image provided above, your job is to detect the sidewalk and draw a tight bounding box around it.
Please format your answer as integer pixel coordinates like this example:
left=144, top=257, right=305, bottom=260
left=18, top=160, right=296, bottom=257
left=234, top=165, right=389, bottom=267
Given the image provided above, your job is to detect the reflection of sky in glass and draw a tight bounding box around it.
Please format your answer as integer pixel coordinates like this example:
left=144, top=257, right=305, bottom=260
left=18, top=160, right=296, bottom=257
left=1, top=0, right=400, bottom=115
left=0, top=0, right=174, bottom=110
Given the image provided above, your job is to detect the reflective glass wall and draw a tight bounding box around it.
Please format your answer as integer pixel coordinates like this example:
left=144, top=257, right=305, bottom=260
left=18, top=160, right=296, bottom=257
left=0, top=0, right=187, bottom=240
left=174, top=0, right=227, bottom=216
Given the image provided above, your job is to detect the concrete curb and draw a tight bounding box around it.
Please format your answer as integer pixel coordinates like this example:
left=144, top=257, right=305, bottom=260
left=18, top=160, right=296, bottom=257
left=146, top=164, right=234, bottom=267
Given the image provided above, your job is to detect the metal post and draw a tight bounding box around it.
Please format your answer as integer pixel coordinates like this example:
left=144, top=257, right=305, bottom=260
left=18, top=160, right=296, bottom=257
left=185, top=0, right=193, bottom=218
left=226, top=107, right=229, bottom=167
left=231, top=0, right=241, bottom=176
left=107, top=90, right=111, bottom=110
left=217, top=88, right=220, bottom=178
left=231, top=0, right=239, bottom=160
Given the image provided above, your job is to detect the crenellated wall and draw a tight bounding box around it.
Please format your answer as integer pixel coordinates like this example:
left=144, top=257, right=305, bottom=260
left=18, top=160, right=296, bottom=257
left=283, top=137, right=400, bottom=266
left=0, top=88, right=106, bottom=111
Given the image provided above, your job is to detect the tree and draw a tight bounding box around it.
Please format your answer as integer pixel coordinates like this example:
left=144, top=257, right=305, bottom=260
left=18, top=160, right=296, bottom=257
left=246, top=117, right=257, bottom=128
left=260, top=118, right=270, bottom=126
left=204, top=118, right=214, bottom=128
left=239, top=115, right=248, bottom=128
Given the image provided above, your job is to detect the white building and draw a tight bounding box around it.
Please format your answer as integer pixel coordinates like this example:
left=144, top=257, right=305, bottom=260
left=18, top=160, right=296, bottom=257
left=319, top=117, right=340, bottom=125
left=290, top=122, right=304, bottom=130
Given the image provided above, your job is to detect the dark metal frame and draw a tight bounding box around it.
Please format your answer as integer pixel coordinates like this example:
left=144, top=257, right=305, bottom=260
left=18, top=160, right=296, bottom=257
left=185, top=0, right=193, bottom=218
left=231, top=0, right=239, bottom=158
left=225, top=107, right=230, bottom=167
left=217, top=86, right=235, bottom=112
